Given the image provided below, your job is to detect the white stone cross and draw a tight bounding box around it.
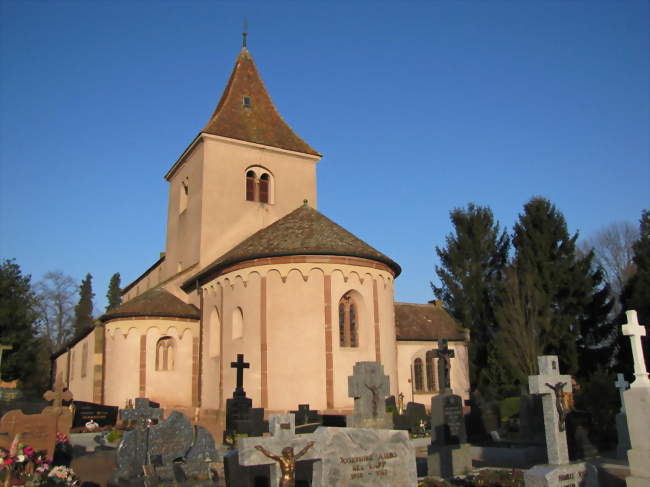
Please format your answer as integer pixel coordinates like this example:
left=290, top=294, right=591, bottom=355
left=238, top=413, right=319, bottom=487
left=528, top=355, right=572, bottom=465
left=622, top=310, right=650, bottom=388
left=614, top=373, right=629, bottom=413
left=348, top=361, right=390, bottom=420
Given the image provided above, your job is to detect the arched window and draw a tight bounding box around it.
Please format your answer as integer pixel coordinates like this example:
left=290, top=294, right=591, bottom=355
left=259, top=173, right=269, bottom=203
left=246, top=171, right=256, bottom=201
left=244, top=167, right=273, bottom=204
left=156, top=336, right=175, bottom=371
left=179, top=178, right=189, bottom=213
left=413, top=358, right=424, bottom=392
left=338, top=292, right=358, bottom=347
left=81, top=342, right=88, bottom=378
left=232, top=307, right=244, bottom=340
left=426, top=351, right=437, bottom=392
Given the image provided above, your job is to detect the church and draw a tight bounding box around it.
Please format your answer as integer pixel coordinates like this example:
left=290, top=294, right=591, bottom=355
left=53, top=42, right=469, bottom=427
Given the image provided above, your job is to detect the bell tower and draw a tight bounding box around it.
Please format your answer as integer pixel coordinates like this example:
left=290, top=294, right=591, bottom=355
left=162, top=46, right=321, bottom=281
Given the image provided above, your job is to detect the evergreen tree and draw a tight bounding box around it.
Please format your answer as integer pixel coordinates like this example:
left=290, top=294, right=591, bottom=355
left=0, top=259, right=39, bottom=382
left=73, top=273, right=95, bottom=335
left=619, top=209, right=650, bottom=372
left=106, top=272, right=122, bottom=312
left=432, top=203, right=510, bottom=389
left=511, top=197, right=612, bottom=377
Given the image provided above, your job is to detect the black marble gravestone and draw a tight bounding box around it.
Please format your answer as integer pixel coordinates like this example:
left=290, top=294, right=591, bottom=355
left=225, top=354, right=268, bottom=442
left=72, top=400, right=119, bottom=428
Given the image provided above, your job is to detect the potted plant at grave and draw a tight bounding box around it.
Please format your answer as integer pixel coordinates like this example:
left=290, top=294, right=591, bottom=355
left=44, top=466, right=79, bottom=487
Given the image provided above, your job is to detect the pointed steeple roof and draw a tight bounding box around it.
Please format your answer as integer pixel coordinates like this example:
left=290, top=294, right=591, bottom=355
left=183, top=203, right=401, bottom=290
left=202, top=48, right=320, bottom=156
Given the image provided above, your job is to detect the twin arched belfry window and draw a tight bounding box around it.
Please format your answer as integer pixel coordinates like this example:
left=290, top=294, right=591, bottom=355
left=413, top=352, right=438, bottom=393
left=156, top=336, right=175, bottom=371
left=246, top=169, right=272, bottom=204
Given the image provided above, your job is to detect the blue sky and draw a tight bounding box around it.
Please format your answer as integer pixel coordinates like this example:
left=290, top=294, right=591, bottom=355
left=1, top=1, right=648, bottom=312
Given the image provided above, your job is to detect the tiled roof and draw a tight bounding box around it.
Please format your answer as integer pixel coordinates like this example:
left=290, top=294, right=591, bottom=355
left=202, top=48, right=320, bottom=156
left=394, top=302, right=466, bottom=341
left=184, top=203, right=401, bottom=289
left=100, top=287, right=199, bottom=322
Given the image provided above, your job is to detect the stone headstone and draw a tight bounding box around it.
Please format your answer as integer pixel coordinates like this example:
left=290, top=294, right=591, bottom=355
left=311, top=426, right=417, bottom=487
left=0, top=409, right=58, bottom=457
left=291, top=404, right=322, bottom=434
left=347, top=361, right=392, bottom=429
left=404, top=402, right=428, bottom=434
left=113, top=409, right=218, bottom=486
left=112, top=398, right=165, bottom=484
left=72, top=400, right=118, bottom=428
left=238, top=414, right=318, bottom=487
left=519, top=392, right=547, bottom=446
left=42, top=375, right=74, bottom=435
left=524, top=356, right=597, bottom=487
left=621, top=310, right=650, bottom=487
left=428, top=393, right=471, bottom=478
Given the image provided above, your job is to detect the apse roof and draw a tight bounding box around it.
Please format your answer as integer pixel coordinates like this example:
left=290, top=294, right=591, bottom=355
left=394, top=302, right=466, bottom=341
left=183, top=203, right=401, bottom=290
left=202, top=47, right=320, bottom=156
left=100, top=287, right=199, bottom=322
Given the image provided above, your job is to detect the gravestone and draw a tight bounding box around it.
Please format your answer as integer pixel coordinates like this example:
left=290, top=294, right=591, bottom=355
left=524, top=356, right=597, bottom=487
left=427, top=339, right=471, bottom=479
left=72, top=400, right=118, bottom=428
left=311, top=426, right=417, bottom=487
left=42, top=375, right=74, bottom=435
left=0, top=409, right=58, bottom=457
left=148, top=412, right=218, bottom=482
left=614, top=373, right=630, bottom=460
left=225, top=354, right=268, bottom=442
left=621, top=310, right=650, bottom=487
left=404, top=402, right=428, bottom=435
left=346, top=362, right=392, bottom=429
left=111, top=397, right=164, bottom=485
left=236, top=413, right=318, bottom=487
left=290, top=404, right=322, bottom=434
left=428, top=393, right=471, bottom=478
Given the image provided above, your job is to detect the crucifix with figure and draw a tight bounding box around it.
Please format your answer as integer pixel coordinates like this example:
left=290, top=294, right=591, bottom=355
left=528, top=355, right=572, bottom=465
left=432, top=339, right=455, bottom=393
left=238, top=413, right=319, bottom=487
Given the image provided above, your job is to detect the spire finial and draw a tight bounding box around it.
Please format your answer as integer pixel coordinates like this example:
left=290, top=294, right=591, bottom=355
left=242, top=18, right=248, bottom=48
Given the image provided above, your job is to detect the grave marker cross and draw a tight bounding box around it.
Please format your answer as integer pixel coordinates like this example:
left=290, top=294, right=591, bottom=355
left=614, top=373, right=629, bottom=413
left=431, top=339, right=455, bottom=393
left=231, top=354, right=250, bottom=397
left=238, top=413, right=319, bottom=487
left=348, top=363, right=390, bottom=420
left=528, top=355, right=572, bottom=465
left=120, top=397, right=164, bottom=429
left=622, top=310, right=650, bottom=388
left=43, top=374, right=73, bottom=413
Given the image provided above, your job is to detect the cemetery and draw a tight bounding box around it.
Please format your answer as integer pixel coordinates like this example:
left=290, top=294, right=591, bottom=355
left=1, top=10, right=648, bottom=487
left=1, top=311, right=648, bottom=486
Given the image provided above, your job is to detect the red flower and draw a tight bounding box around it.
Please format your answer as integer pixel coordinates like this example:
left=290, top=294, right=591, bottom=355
left=23, top=446, right=34, bottom=456
left=3, top=457, right=14, bottom=466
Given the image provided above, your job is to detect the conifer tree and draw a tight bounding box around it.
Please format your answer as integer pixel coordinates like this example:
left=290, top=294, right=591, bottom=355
left=432, top=203, right=510, bottom=389
left=510, top=197, right=612, bottom=377
left=0, top=259, right=38, bottom=382
left=618, top=209, right=649, bottom=372
left=106, top=272, right=122, bottom=312
left=73, top=273, right=94, bottom=335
